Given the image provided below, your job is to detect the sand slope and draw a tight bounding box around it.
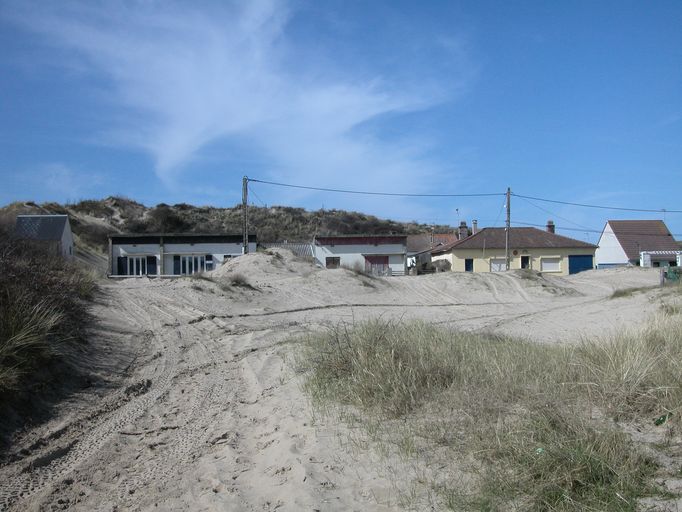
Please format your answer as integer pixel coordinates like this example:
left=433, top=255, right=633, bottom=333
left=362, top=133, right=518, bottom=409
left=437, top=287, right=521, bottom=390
left=0, top=251, right=667, bottom=510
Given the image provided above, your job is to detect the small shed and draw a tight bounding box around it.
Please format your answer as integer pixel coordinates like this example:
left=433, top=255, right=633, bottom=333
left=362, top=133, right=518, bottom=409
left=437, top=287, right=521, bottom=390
left=406, top=233, right=458, bottom=272
left=14, top=214, right=74, bottom=259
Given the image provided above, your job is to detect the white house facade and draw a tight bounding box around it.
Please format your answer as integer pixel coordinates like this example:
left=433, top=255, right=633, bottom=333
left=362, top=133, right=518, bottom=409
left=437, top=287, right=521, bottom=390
left=595, top=222, right=630, bottom=267
left=109, top=234, right=257, bottom=277
left=313, top=235, right=407, bottom=276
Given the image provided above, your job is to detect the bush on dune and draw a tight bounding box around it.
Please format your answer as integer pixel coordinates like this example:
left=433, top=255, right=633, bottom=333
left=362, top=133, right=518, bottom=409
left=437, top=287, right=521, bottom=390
left=0, top=230, right=96, bottom=395
left=296, top=314, right=682, bottom=510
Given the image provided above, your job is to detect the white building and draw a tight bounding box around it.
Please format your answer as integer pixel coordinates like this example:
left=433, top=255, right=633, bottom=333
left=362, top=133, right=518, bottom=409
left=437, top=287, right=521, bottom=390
left=313, top=235, right=407, bottom=276
left=596, top=220, right=679, bottom=268
left=15, top=214, right=74, bottom=259
left=109, top=234, right=257, bottom=277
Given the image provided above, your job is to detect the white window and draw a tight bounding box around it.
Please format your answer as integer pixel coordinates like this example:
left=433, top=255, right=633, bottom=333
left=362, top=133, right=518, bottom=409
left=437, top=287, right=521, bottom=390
left=128, top=256, right=147, bottom=276
left=180, top=255, right=206, bottom=275
left=490, top=258, right=506, bottom=272
left=540, top=257, right=561, bottom=272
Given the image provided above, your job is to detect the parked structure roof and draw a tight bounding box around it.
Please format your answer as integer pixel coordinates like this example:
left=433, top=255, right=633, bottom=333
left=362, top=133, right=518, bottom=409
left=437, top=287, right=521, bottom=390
left=606, top=220, right=679, bottom=261
left=110, top=233, right=256, bottom=244
left=432, top=227, right=596, bottom=254
left=15, top=215, right=69, bottom=241
left=314, top=234, right=407, bottom=246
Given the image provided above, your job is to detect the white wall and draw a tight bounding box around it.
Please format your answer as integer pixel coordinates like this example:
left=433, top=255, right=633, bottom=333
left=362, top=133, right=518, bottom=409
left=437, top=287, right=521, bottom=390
left=61, top=221, right=74, bottom=259
left=595, top=223, right=630, bottom=267
left=111, top=241, right=256, bottom=275
left=313, top=242, right=406, bottom=274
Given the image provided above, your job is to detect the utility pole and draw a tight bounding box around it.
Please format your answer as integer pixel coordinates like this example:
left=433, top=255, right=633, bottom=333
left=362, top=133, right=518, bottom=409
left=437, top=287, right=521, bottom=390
left=242, top=176, right=249, bottom=254
left=505, top=187, right=511, bottom=271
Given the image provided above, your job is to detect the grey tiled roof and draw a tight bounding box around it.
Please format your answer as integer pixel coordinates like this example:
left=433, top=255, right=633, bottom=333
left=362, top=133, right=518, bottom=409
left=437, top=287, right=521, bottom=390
left=407, top=233, right=458, bottom=253
left=15, top=215, right=69, bottom=241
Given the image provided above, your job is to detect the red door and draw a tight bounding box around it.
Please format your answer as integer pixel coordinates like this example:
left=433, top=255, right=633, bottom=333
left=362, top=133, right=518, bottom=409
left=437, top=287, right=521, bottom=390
left=364, top=255, right=389, bottom=274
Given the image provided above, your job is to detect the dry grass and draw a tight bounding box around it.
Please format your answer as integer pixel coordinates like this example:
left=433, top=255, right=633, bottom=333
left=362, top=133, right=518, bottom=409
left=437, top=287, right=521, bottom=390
left=226, top=272, right=254, bottom=288
left=610, top=285, right=658, bottom=299
left=295, top=312, right=682, bottom=510
left=0, top=231, right=96, bottom=394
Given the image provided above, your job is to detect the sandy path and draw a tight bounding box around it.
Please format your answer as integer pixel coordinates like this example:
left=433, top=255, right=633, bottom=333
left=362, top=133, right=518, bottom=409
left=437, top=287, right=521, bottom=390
left=0, top=254, right=666, bottom=511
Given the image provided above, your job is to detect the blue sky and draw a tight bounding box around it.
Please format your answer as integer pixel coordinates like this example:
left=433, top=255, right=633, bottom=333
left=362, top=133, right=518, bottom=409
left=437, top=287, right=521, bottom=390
left=1, top=0, right=680, bottom=240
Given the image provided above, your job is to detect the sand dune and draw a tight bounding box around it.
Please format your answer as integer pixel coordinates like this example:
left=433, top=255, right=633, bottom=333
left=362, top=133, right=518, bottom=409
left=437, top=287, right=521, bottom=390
left=0, top=251, right=665, bottom=510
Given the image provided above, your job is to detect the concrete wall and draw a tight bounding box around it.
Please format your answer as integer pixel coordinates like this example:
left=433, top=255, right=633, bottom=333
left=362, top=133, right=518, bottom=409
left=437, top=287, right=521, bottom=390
left=313, top=242, right=406, bottom=275
left=434, top=247, right=595, bottom=276
left=595, top=223, right=630, bottom=267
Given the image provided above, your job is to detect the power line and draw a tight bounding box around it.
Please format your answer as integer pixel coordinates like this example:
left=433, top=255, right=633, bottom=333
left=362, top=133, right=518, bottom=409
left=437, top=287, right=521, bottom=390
left=512, top=220, right=682, bottom=238
left=512, top=193, right=682, bottom=214
left=248, top=186, right=268, bottom=208
left=249, top=177, right=681, bottom=212
left=248, top=178, right=505, bottom=198
left=517, top=195, right=594, bottom=231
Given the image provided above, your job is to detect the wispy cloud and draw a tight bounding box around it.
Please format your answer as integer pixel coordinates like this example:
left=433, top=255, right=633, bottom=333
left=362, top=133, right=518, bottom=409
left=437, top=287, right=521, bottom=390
left=3, top=1, right=473, bottom=209
left=3, top=163, right=107, bottom=204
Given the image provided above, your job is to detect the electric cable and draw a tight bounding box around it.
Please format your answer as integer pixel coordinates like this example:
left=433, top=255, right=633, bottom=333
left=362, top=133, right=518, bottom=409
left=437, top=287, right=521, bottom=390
left=512, top=193, right=682, bottom=214
left=247, top=178, right=505, bottom=198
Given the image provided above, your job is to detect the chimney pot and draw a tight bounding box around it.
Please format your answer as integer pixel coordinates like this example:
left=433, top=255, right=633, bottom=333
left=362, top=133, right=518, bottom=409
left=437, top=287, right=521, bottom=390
left=546, top=220, right=555, bottom=234
left=472, top=220, right=478, bottom=234
left=458, top=221, right=468, bottom=240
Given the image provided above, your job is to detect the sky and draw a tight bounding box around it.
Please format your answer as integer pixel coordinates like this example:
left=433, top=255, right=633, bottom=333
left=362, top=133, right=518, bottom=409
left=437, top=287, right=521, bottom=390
left=1, top=0, right=681, bottom=241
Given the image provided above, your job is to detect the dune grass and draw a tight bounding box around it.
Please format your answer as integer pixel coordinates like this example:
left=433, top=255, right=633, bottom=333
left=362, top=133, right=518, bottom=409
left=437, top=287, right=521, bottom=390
left=296, top=312, right=682, bottom=510
left=0, top=231, right=96, bottom=394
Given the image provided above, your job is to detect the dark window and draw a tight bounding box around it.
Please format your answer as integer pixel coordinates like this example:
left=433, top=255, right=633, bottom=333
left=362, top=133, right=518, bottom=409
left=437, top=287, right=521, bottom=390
left=117, top=256, right=127, bottom=275
left=521, top=256, right=530, bottom=269
left=326, top=257, right=341, bottom=269
left=465, top=259, right=473, bottom=272
left=147, top=256, right=157, bottom=275
left=173, top=255, right=181, bottom=275
left=205, top=254, right=213, bottom=271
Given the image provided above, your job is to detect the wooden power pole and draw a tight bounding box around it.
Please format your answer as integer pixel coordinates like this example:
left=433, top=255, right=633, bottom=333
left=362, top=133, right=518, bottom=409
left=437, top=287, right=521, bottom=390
left=242, top=176, right=249, bottom=254
left=505, top=187, right=511, bottom=271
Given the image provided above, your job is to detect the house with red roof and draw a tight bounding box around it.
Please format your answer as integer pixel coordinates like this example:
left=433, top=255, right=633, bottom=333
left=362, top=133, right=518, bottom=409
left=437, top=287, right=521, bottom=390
left=595, top=220, right=680, bottom=268
left=431, top=220, right=597, bottom=276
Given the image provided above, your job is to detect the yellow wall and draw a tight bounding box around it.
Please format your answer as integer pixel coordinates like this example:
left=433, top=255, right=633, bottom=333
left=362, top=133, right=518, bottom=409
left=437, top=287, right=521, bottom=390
left=434, top=247, right=595, bottom=276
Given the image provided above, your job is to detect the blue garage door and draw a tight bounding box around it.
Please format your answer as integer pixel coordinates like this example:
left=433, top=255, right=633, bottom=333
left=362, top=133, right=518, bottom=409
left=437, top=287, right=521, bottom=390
left=568, top=255, right=593, bottom=274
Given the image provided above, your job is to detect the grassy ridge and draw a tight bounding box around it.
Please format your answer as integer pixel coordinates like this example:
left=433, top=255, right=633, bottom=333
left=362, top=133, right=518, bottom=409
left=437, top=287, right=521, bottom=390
left=1, top=198, right=455, bottom=254
left=296, top=311, right=682, bottom=510
left=0, top=231, right=96, bottom=395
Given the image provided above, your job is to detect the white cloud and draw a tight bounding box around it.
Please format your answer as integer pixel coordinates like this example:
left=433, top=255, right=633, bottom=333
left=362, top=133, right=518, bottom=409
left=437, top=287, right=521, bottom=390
left=4, top=0, right=472, bottom=212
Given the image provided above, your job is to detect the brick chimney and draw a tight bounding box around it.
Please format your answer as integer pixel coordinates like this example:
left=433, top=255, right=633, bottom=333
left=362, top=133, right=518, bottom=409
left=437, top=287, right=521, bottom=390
left=472, top=220, right=478, bottom=234
left=546, top=220, right=555, bottom=234
left=458, top=221, right=468, bottom=240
